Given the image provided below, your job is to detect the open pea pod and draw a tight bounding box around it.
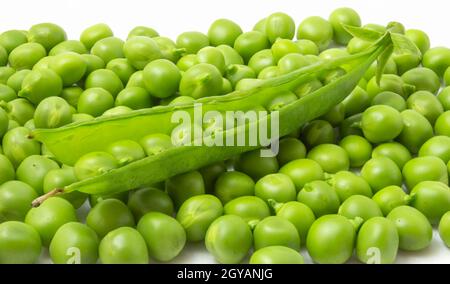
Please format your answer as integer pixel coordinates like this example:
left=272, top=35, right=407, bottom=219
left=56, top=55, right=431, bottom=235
left=32, top=33, right=394, bottom=201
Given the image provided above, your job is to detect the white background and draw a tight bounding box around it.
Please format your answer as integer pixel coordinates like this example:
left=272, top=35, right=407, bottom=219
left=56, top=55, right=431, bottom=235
left=4, top=0, right=450, bottom=264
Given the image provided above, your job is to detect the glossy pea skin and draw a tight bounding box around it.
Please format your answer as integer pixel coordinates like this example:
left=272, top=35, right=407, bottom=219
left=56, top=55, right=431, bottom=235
left=366, top=74, right=406, bottom=99
left=205, top=215, right=252, bottom=264
left=247, top=49, right=275, bottom=75
left=361, top=157, right=402, bottom=193
left=235, top=149, right=279, bottom=181
left=25, top=197, right=77, bottom=246
left=49, top=222, right=99, bottom=264
left=2, top=98, right=35, bottom=126
left=224, top=196, right=270, bottom=223
left=127, top=187, right=174, bottom=220
left=266, top=90, right=297, bottom=111
left=216, top=44, right=244, bottom=67
left=250, top=246, right=304, bottom=264
left=320, top=103, right=345, bottom=126
left=0, top=45, right=7, bottom=66
left=143, top=59, right=181, bottom=98
left=0, top=83, right=17, bottom=103
left=214, top=171, right=254, bottom=204
left=1, top=127, right=40, bottom=168
left=387, top=206, right=432, bottom=251
left=86, top=199, right=135, bottom=238
left=137, top=212, right=186, bottom=262
left=43, top=167, right=87, bottom=209
left=372, top=186, right=410, bottom=216
left=407, top=91, right=444, bottom=125
left=347, top=37, right=372, bottom=54
left=438, top=87, right=450, bottom=111
left=445, top=67, right=450, bottom=86
left=91, top=37, right=124, bottom=64
left=273, top=201, right=315, bottom=244
left=196, top=47, right=225, bottom=74
left=297, top=16, right=333, bottom=51
left=0, top=154, right=15, bottom=185
left=338, top=195, right=383, bottom=221
left=0, top=108, right=9, bottom=139
left=277, top=53, right=311, bottom=74
left=207, top=18, right=242, bottom=47
left=127, top=26, right=159, bottom=39
left=265, top=12, right=295, bottom=43
left=34, top=97, right=72, bottom=129
left=106, top=139, right=145, bottom=165
left=176, top=194, right=223, bottom=242
left=372, top=142, right=412, bottom=170
left=166, top=171, right=205, bottom=209
left=49, top=40, right=88, bottom=56
left=16, top=155, right=59, bottom=195
left=99, top=227, right=149, bottom=264
left=199, top=162, right=227, bottom=193
left=74, top=151, right=119, bottom=180
left=419, top=136, right=450, bottom=164
left=258, top=66, right=279, bottom=79
left=405, top=29, right=430, bottom=55
left=294, top=39, right=319, bottom=55
left=105, top=57, right=136, bottom=84
left=225, top=64, right=256, bottom=87
left=7, top=69, right=31, bottom=93
left=271, top=39, right=302, bottom=63
left=115, top=87, right=153, bottom=109
left=329, top=7, right=361, bottom=45
left=123, top=36, right=162, bottom=70
left=60, top=86, right=83, bottom=107
left=102, top=106, right=132, bottom=117
left=277, top=137, right=306, bottom=166
left=255, top=173, right=296, bottom=203
left=179, top=63, right=222, bottom=98
left=422, top=47, right=450, bottom=77
left=307, top=144, right=349, bottom=174
left=410, top=181, right=450, bottom=225
left=77, top=88, right=114, bottom=117
left=176, top=31, right=209, bottom=54
left=0, top=221, right=41, bottom=264
left=439, top=211, right=450, bottom=247
left=342, top=86, right=370, bottom=117
left=176, top=54, right=198, bottom=72
left=401, top=67, right=440, bottom=94
left=402, top=156, right=448, bottom=191
left=280, top=159, right=324, bottom=191
left=81, top=54, right=105, bottom=75
left=301, top=120, right=335, bottom=148
left=8, top=43, right=47, bottom=70
left=339, top=135, right=372, bottom=167
left=371, top=91, right=406, bottom=111
left=48, top=52, right=87, bottom=86
left=0, top=181, right=36, bottom=222
left=253, top=216, right=301, bottom=250
left=397, top=110, right=433, bottom=154
left=140, top=133, right=173, bottom=156
left=0, top=30, right=28, bottom=54
left=233, top=31, right=270, bottom=63
left=327, top=171, right=373, bottom=202
left=361, top=105, right=403, bottom=143
left=306, top=214, right=357, bottom=264
left=297, top=180, right=340, bottom=217
left=80, top=23, right=113, bottom=50
left=356, top=217, right=399, bottom=264
left=18, top=69, right=63, bottom=105
left=435, top=111, right=450, bottom=136
left=85, top=68, right=123, bottom=97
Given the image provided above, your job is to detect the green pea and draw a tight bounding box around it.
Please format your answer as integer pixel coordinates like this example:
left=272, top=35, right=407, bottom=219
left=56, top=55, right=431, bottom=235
left=254, top=173, right=296, bottom=203
left=320, top=103, right=345, bottom=127
left=438, top=87, right=450, bottom=111
left=253, top=216, right=300, bottom=250
left=297, top=180, right=340, bottom=217
left=59, top=86, right=82, bottom=108
left=16, top=155, right=59, bottom=195
left=142, top=59, right=181, bottom=99
left=137, top=212, right=185, bottom=262
left=445, top=67, right=450, bottom=86
left=91, top=36, right=124, bottom=64
left=396, top=109, right=433, bottom=154
left=0, top=221, right=41, bottom=264
left=224, top=196, right=270, bottom=223
left=278, top=53, right=311, bottom=74
left=356, top=217, right=399, bottom=264
left=247, top=49, right=275, bottom=75
left=393, top=52, right=421, bottom=75
left=250, top=246, right=304, bottom=264
left=435, top=111, right=450, bottom=136
left=387, top=206, right=432, bottom=251
left=0, top=108, right=8, bottom=139
left=199, top=162, right=227, bottom=193
left=179, top=63, right=222, bottom=98
left=225, top=64, right=255, bottom=87
left=280, top=159, right=324, bottom=191
left=372, top=186, right=410, bottom=216
left=115, top=87, right=152, bottom=110
left=81, top=54, right=105, bottom=75
left=307, top=144, right=349, bottom=173
left=0, top=153, right=15, bottom=184
left=126, top=26, right=158, bottom=39
left=364, top=59, right=398, bottom=81
left=176, top=194, right=223, bottom=242
left=265, top=12, right=295, bottom=43
left=403, top=156, right=448, bottom=191
left=1, top=127, right=40, bottom=168
left=74, top=151, right=119, bottom=180
left=8, top=43, right=47, bottom=70
left=214, top=171, right=254, bottom=204
left=338, top=195, right=382, bottom=221
left=401, top=67, right=440, bottom=94
left=258, top=66, right=279, bottom=79
left=221, top=77, right=233, bottom=94
left=0, top=45, right=7, bottom=66
left=0, top=67, right=16, bottom=85
left=49, top=222, right=99, bottom=264
left=18, top=69, right=62, bottom=105
left=43, top=167, right=87, bottom=209
left=166, top=170, right=205, bottom=209
left=271, top=39, right=302, bottom=63
left=372, top=142, right=412, bottom=169
left=106, top=139, right=145, bottom=165
left=235, top=149, right=279, bottom=181
left=327, top=171, right=373, bottom=202
left=123, top=36, right=162, bottom=70
left=422, top=46, right=450, bottom=77
left=85, top=68, right=123, bottom=97
left=253, top=18, right=267, bottom=32
left=439, top=211, right=450, bottom=247
left=410, top=181, right=450, bottom=225
left=176, top=31, right=209, bottom=54
left=71, top=113, right=93, bottom=123
left=33, top=97, right=72, bottom=129
left=294, top=39, right=319, bottom=55
left=405, top=29, right=430, bottom=55
left=339, top=135, right=372, bottom=168
left=8, top=119, right=20, bottom=130
left=361, top=157, right=402, bottom=193
left=89, top=191, right=129, bottom=208
left=140, top=133, right=173, bottom=156
left=347, top=37, right=371, bottom=54
left=216, top=44, right=244, bottom=67
left=277, top=137, right=306, bottom=166
left=205, top=215, right=252, bottom=264
left=49, top=40, right=88, bottom=56
left=233, top=31, right=270, bottom=63
left=341, top=86, right=369, bottom=117
left=301, top=120, right=335, bottom=148
left=128, top=188, right=174, bottom=220
left=101, top=106, right=132, bottom=117
left=371, top=91, right=406, bottom=111
left=104, top=59, right=134, bottom=84
left=153, top=36, right=184, bottom=63
left=28, top=23, right=66, bottom=52
left=25, top=197, right=77, bottom=246
left=176, top=54, right=198, bottom=71
left=328, top=7, right=361, bottom=45
left=366, top=74, right=406, bottom=99
left=419, top=136, right=450, bottom=164
left=99, top=227, right=148, bottom=264
left=406, top=91, right=444, bottom=125
left=0, top=180, right=36, bottom=222
left=360, top=105, right=403, bottom=143
left=0, top=30, right=28, bottom=54
left=207, top=18, right=242, bottom=47
left=306, top=214, right=358, bottom=264
left=272, top=201, right=315, bottom=244
left=297, top=16, right=333, bottom=51
left=6, top=69, right=30, bottom=93
left=77, top=88, right=114, bottom=117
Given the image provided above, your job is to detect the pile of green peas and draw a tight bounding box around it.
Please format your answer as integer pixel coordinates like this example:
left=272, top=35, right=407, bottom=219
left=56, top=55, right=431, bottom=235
left=0, top=7, right=450, bottom=264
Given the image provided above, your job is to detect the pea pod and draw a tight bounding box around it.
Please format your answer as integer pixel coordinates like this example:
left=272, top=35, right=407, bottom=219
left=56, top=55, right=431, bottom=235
left=32, top=32, right=395, bottom=200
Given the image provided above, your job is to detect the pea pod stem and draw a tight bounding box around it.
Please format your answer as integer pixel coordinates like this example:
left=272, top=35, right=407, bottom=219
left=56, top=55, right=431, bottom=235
left=31, top=188, right=63, bottom=207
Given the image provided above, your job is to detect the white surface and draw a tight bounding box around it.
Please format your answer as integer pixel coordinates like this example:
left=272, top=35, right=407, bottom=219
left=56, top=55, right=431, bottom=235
left=4, top=0, right=450, bottom=264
